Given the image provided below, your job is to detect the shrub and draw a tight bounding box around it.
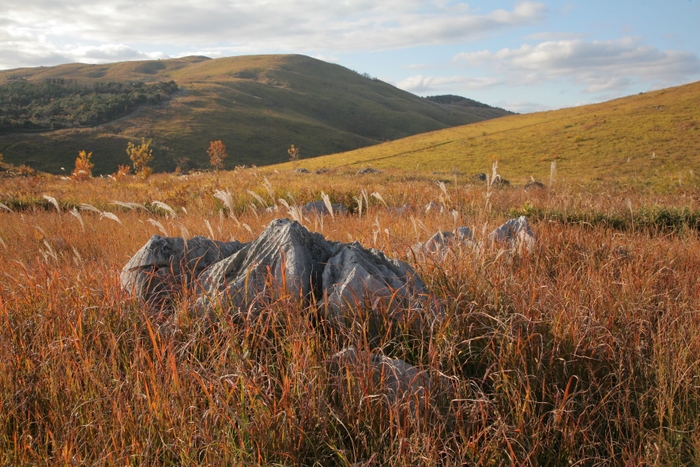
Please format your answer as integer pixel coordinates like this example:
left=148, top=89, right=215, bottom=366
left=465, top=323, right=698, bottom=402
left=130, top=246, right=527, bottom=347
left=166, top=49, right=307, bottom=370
left=71, top=150, right=94, bottom=181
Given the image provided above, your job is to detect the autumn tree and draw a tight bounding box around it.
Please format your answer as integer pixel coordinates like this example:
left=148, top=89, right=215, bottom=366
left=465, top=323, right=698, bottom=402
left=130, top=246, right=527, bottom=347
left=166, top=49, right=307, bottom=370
left=71, top=150, right=94, bottom=181
left=127, top=138, right=153, bottom=179
left=207, top=140, right=227, bottom=172
left=288, top=144, right=300, bottom=164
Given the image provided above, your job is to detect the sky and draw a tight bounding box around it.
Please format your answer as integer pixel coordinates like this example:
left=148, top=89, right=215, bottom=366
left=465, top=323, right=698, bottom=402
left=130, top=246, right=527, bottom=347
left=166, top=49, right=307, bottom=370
left=1, top=1, right=699, bottom=113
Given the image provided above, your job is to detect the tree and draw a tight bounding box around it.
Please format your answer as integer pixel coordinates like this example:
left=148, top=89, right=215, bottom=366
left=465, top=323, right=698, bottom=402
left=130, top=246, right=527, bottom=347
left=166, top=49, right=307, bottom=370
left=71, top=150, right=94, bottom=180
left=207, top=140, right=227, bottom=172
left=127, top=138, right=153, bottom=179
left=288, top=144, right=300, bottom=164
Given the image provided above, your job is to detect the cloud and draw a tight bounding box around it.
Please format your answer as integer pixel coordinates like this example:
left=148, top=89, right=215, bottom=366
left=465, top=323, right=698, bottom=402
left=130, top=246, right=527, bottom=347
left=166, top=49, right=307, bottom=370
left=454, top=37, right=700, bottom=93
left=0, top=1, right=547, bottom=69
left=397, top=75, right=502, bottom=94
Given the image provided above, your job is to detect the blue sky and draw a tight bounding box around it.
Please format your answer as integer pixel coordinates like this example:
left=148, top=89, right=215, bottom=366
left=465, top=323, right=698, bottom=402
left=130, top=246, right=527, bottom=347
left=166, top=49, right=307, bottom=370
left=1, top=1, right=699, bottom=112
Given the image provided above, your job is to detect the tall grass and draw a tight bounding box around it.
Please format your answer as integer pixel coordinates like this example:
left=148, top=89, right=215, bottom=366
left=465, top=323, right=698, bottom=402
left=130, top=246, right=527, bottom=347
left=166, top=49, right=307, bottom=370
left=0, top=168, right=699, bottom=465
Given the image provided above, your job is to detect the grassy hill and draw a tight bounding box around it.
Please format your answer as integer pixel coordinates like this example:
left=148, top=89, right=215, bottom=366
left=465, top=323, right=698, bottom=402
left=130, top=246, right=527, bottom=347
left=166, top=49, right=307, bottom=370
left=285, top=80, right=700, bottom=187
left=0, top=55, right=510, bottom=174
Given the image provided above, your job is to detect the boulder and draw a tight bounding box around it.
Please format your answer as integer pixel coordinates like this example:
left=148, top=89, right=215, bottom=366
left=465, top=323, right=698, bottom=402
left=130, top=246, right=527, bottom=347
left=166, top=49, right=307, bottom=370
left=121, top=235, right=244, bottom=308
left=320, top=242, right=433, bottom=338
left=197, top=218, right=339, bottom=312
left=487, top=216, right=535, bottom=251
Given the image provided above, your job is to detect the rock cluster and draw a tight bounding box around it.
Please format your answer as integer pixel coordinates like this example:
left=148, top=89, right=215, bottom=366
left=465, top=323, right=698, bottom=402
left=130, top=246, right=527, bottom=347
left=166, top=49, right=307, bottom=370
left=123, top=218, right=433, bottom=336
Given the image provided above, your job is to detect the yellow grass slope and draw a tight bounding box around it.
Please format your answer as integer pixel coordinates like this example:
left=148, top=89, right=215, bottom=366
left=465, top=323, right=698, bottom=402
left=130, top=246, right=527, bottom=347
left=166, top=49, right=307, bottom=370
left=292, top=81, right=700, bottom=186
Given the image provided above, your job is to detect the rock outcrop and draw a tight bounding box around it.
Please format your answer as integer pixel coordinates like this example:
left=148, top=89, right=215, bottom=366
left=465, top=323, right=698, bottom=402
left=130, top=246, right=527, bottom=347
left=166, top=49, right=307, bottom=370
left=197, top=218, right=339, bottom=312
left=120, top=235, right=244, bottom=308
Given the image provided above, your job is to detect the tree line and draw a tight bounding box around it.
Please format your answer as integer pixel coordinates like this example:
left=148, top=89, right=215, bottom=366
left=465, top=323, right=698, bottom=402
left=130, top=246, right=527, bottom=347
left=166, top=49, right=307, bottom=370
left=0, top=79, right=178, bottom=133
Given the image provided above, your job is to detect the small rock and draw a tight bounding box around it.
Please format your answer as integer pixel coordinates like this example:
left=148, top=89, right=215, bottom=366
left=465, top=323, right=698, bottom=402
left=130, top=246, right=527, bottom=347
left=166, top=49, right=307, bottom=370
left=302, top=200, right=348, bottom=216
left=413, top=226, right=475, bottom=256
left=487, top=216, right=535, bottom=251
left=356, top=167, right=379, bottom=175
left=524, top=180, right=545, bottom=190
left=294, top=168, right=310, bottom=173
left=328, top=347, right=452, bottom=416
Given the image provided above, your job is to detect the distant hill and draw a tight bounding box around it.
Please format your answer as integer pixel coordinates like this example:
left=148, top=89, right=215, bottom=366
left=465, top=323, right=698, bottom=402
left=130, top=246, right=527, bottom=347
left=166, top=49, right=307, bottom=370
left=279, top=81, right=700, bottom=186
left=0, top=55, right=510, bottom=174
left=425, top=95, right=512, bottom=112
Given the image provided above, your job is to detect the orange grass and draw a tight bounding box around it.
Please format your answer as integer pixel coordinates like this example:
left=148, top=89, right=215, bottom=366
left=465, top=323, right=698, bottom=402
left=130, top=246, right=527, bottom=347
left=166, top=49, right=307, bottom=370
left=1, top=169, right=699, bottom=465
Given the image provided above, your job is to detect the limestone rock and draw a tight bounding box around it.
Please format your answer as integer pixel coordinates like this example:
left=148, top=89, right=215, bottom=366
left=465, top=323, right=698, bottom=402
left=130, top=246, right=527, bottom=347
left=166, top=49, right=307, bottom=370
left=303, top=200, right=348, bottom=216
left=197, top=218, right=339, bottom=311
left=121, top=235, right=244, bottom=307
left=487, top=215, right=535, bottom=251
left=328, top=347, right=451, bottom=415
left=413, top=226, right=475, bottom=256
left=320, top=242, right=432, bottom=335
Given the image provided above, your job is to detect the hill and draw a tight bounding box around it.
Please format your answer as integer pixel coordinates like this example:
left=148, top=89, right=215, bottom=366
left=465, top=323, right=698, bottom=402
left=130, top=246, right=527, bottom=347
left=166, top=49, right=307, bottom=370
left=0, top=55, right=510, bottom=174
left=286, top=80, right=700, bottom=187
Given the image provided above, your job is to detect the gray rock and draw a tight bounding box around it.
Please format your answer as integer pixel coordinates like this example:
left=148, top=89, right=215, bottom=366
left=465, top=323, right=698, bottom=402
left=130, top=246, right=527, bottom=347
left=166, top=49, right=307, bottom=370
left=356, top=167, right=379, bottom=175
left=293, top=167, right=310, bottom=173
left=328, top=347, right=451, bottom=415
left=197, top=218, right=339, bottom=312
left=487, top=216, right=535, bottom=251
left=121, top=235, right=244, bottom=308
left=320, top=242, right=433, bottom=337
left=302, top=200, right=348, bottom=216
left=413, top=226, right=475, bottom=256
left=524, top=179, right=546, bottom=190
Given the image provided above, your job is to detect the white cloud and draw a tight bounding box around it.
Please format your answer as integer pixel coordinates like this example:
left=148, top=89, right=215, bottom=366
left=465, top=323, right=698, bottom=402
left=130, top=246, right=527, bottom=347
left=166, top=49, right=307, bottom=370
left=397, top=75, right=502, bottom=94
left=0, top=1, right=547, bottom=69
left=454, top=37, right=700, bottom=94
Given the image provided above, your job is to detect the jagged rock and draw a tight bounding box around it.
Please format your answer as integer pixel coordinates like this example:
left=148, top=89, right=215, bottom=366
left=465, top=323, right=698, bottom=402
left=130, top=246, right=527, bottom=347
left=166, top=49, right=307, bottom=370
left=197, top=218, right=339, bottom=312
left=413, top=226, right=475, bottom=256
left=356, top=167, right=379, bottom=175
left=320, top=242, right=433, bottom=337
left=328, top=347, right=451, bottom=415
left=487, top=216, right=535, bottom=251
left=121, top=235, right=244, bottom=308
left=303, top=200, right=348, bottom=216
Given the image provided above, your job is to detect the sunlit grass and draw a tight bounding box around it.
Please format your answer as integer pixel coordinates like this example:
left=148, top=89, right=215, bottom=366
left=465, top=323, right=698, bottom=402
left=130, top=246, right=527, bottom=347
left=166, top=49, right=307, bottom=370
left=1, top=168, right=699, bottom=465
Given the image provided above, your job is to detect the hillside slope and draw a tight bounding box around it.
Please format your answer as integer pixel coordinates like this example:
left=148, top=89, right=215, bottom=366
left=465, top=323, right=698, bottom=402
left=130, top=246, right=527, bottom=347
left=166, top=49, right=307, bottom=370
left=0, top=55, right=510, bottom=174
left=286, top=81, right=700, bottom=186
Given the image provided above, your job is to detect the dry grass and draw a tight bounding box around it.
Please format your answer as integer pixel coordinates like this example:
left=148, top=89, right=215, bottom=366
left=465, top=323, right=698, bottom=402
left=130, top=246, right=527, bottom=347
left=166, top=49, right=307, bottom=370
left=1, top=168, right=699, bottom=465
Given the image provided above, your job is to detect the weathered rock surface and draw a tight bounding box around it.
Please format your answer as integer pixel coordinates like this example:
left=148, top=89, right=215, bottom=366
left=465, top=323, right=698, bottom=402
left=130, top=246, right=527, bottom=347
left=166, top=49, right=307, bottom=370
left=328, top=347, right=451, bottom=414
left=413, top=226, right=475, bottom=256
left=120, top=235, right=244, bottom=307
left=303, top=200, right=348, bottom=216
left=356, top=167, right=379, bottom=175
left=487, top=215, right=535, bottom=251
left=197, top=218, right=339, bottom=311
left=321, top=242, right=431, bottom=331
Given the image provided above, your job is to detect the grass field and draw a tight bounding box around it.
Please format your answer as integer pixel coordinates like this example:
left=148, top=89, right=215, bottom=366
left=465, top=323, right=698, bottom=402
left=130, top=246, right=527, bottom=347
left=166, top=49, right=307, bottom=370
left=288, top=80, right=700, bottom=189
left=1, top=165, right=699, bottom=465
